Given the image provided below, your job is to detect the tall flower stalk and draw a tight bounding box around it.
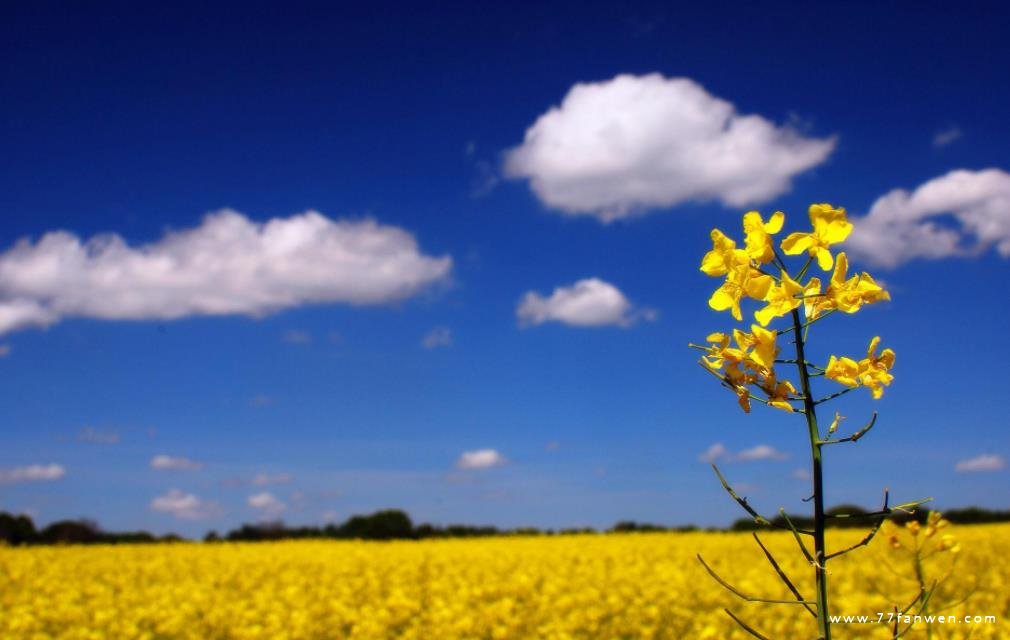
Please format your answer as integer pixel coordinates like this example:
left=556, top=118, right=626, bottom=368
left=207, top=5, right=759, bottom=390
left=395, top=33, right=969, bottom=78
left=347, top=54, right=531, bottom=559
left=691, top=204, right=930, bottom=640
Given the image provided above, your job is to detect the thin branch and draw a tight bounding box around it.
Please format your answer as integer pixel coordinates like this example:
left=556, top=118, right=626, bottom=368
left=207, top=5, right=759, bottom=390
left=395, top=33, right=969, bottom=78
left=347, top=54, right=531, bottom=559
left=893, top=581, right=938, bottom=639
left=697, top=555, right=817, bottom=606
left=752, top=533, right=817, bottom=617
left=814, top=387, right=855, bottom=405
left=711, top=465, right=812, bottom=533
left=819, top=412, right=878, bottom=445
left=724, top=608, right=774, bottom=640
left=826, top=519, right=884, bottom=560
left=830, top=496, right=932, bottom=521
left=779, top=508, right=815, bottom=563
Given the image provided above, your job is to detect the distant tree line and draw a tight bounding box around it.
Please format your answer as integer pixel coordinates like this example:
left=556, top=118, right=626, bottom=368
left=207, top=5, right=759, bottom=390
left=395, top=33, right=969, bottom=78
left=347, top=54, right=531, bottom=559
left=2, top=506, right=1008, bottom=546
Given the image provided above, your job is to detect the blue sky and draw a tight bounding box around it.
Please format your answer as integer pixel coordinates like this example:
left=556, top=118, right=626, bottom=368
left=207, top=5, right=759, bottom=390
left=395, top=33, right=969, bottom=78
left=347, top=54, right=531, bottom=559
left=1, top=1, right=1008, bottom=537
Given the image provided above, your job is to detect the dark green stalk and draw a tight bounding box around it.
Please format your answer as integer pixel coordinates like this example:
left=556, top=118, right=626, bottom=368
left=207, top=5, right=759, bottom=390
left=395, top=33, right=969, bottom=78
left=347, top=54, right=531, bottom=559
left=791, top=308, right=831, bottom=640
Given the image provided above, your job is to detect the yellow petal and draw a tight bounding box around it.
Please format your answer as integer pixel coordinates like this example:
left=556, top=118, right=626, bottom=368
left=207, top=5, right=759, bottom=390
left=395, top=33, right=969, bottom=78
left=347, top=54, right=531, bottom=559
left=780, top=232, right=812, bottom=255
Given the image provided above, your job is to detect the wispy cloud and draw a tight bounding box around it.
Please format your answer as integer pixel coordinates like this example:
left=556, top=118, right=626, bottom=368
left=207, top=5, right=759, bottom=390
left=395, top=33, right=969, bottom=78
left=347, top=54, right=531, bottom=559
left=150, top=455, right=203, bottom=471
left=248, top=492, right=286, bottom=517
left=517, top=278, right=655, bottom=328
left=0, top=463, right=66, bottom=484
left=698, top=443, right=788, bottom=463
left=456, top=448, right=508, bottom=470
left=150, top=489, right=218, bottom=520
left=0, top=210, right=452, bottom=335
left=78, top=426, right=120, bottom=444
left=251, top=473, right=292, bottom=486
left=282, top=329, right=312, bottom=344
left=955, top=454, right=1005, bottom=473
left=421, top=326, right=452, bottom=349
left=505, top=73, right=834, bottom=221
left=932, top=125, right=962, bottom=148
left=848, top=168, right=1010, bottom=267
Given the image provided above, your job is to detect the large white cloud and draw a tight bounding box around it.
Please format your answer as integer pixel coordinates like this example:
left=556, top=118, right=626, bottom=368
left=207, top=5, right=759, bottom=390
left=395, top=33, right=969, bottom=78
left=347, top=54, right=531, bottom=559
left=504, top=74, right=835, bottom=221
left=0, top=209, right=452, bottom=334
left=848, top=169, right=1010, bottom=267
left=517, top=278, right=652, bottom=328
left=0, top=463, right=66, bottom=484
left=150, top=489, right=218, bottom=520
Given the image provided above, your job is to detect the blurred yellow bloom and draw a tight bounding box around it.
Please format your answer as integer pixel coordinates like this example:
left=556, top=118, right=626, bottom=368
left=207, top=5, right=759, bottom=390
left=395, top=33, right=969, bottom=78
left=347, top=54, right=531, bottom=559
left=725, top=364, right=753, bottom=413
left=825, top=355, right=860, bottom=388
left=700, top=229, right=748, bottom=277
left=754, top=271, right=803, bottom=326
left=759, top=372, right=797, bottom=412
left=858, top=336, right=895, bottom=399
left=746, top=325, right=779, bottom=372
left=780, top=203, right=853, bottom=271
left=742, top=210, right=784, bottom=265
left=708, top=264, right=773, bottom=321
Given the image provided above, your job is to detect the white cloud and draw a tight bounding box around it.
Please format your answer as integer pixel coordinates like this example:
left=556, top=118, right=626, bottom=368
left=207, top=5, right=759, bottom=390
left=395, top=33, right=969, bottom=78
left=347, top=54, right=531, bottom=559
left=955, top=454, right=1005, bottom=473
left=248, top=491, right=286, bottom=517
left=848, top=169, right=1010, bottom=267
left=698, top=443, right=727, bottom=463
left=0, top=209, right=452, bottom=335
left=150, top=455, right=203, bottom=471
left=517, top=278, right=653, bottom=328
left=150, top=489, right=218, bottom=520
left=735, top=445, right=789, bottom=462
left=251, top=473, right=292, bottom=486
left=792, top=467, right=811, bottom=480
left=699, top=443, right=788, bottom=464
left=421, top=326, right=452, bottom=349
left=504, top=73, right=835, bottom=221
left=0, top=463, right=66, bottom=484
left=0, top=344, right=9, bottom=357
left=456, top=448, right=507, bottom=470
left=932, top=126, right=962, bottom=148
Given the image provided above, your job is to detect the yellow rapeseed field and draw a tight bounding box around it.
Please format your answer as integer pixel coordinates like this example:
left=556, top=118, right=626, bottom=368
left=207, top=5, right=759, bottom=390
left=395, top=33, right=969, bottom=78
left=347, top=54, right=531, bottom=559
left=1, top=525, right=1006, bottom=639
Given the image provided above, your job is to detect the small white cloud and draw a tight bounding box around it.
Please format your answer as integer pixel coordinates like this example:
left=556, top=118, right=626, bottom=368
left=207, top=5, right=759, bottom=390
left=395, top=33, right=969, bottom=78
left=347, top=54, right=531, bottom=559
left=932, top=126, right=962, bottom=148
left=0, top=344, right=10, bottom=357
left=0, top=209, right=452, bottom=335
left=0, top=463, right=66, bottom=484
left=78, top=426, right=120, bottom=444
left=735, top=445, right=789, bottom=462
left=150, top=455, right=203, bottom=471
left=792, top=467, right=811, bottom=480
left=456, top=448, right=507, bottom=470
left=249, top=395, right=277, bottom=408
left=698, top=443, right=728, bottom=463
left=150, top=489, right=217, bottom=520
left=251, top=473, right=292, bottom=486
left=248, top=491, right=286, bottom=517
left=504, top=73, right=835, bottom=221
left=517, top=278, right=653, bottom=328
left=421, top=326, right=452, bottom=349
left=955, top=454, right=1005, bottom=473
left=282, top=329, right=312, bottom=344
left=847, top=168, right=1010, bottom=267
left=321, top=510, right=341, bottom=523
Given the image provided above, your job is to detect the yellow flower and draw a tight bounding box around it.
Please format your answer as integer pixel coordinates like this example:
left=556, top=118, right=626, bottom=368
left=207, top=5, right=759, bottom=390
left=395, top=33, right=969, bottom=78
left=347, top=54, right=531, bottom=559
left=745, top=325, right=778, bottom=373
left=700, top=229, right=748, bottom=277
left=780, top=203, right=853, bottom=271
left=758, top=372, right=797, bottom=412
left=708, top=263, right=773, bottom=321
left=724, top=364, right=753, bottom=413
left=858, top=336, right=895, bottom=399
left=825, top=355, right=860, bottom=388
left=701, top=332, right=748, bottom=371
left=825, top=253, right=891, bottom=313
left=742, top=210, right=784, bottom=265
left=754, top=271, right=803, bottom=326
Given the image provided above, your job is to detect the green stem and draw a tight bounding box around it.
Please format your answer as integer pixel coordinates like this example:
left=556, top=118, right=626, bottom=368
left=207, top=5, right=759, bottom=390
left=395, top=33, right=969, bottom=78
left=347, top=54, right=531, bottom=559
left=791, top=308, right=831, bottom=640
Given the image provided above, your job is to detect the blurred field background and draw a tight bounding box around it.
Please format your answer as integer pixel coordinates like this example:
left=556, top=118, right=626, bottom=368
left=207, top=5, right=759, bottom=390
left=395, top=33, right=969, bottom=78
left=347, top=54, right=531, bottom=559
left=2, top=524, right=1005, bottom=640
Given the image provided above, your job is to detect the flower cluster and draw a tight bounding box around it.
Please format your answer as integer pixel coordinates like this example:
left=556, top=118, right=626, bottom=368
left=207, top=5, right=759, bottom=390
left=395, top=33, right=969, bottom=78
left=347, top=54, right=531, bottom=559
left=696, top=204, right=895, bottom=411
left=885, top=511, right=961, bottom=555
